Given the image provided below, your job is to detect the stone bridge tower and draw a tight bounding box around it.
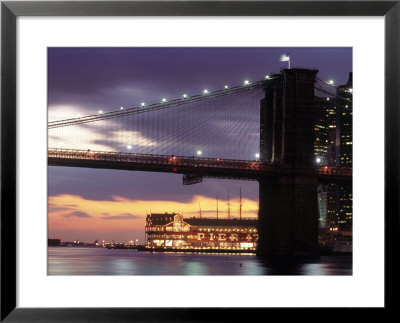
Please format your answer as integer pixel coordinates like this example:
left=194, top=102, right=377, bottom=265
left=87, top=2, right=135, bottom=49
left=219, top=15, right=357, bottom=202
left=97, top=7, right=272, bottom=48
left=258, top=68, right=319, bottom=257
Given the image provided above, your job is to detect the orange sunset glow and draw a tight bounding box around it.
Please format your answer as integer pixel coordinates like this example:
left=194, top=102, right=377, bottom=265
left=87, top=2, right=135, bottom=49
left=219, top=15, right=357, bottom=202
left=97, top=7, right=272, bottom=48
left=48, top=194, right=258, bottom=241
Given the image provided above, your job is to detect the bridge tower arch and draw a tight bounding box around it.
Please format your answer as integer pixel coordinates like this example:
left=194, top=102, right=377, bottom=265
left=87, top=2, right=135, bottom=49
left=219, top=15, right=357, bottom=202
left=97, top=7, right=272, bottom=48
left=258, top=68, right=319, bottom=257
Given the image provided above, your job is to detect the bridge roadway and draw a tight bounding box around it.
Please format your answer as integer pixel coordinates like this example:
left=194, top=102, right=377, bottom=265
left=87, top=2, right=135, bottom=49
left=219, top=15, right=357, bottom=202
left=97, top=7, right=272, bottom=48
left=48, top=148, right=352, bottom=181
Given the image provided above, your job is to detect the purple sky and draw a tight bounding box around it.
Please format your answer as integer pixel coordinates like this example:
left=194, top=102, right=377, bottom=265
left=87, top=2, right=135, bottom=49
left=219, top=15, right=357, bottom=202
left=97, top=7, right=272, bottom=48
left=48, top=47, right=352, bottom=243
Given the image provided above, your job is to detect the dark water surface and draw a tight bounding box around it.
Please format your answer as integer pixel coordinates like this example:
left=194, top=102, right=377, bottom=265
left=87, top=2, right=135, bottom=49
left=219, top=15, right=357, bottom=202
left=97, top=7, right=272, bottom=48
left=48, top=247, right=352, bottom=275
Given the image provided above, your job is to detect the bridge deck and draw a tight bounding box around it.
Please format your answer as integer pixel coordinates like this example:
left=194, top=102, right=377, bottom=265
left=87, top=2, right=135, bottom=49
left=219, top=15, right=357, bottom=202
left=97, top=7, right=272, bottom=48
left=48, top=148, right=352, bottom=181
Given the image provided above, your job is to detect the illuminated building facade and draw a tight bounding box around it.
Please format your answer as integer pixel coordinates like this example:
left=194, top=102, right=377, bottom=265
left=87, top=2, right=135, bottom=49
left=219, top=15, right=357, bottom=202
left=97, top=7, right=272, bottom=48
left=314, top=96, right=337, bottom=166
left=315, top=95, right=339, bottom=237
left=145, top=213, right=258, bottom=250
left=314, top=96, right=330, bottom=164
left=316, top=72, right=353, bottom=242
left=335, top=72, right=353, bottom=233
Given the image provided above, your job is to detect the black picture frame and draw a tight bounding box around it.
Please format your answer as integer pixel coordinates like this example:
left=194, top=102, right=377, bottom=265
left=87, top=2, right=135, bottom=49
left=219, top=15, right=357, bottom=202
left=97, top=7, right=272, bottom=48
left=1, top=1, right=398, bottom=321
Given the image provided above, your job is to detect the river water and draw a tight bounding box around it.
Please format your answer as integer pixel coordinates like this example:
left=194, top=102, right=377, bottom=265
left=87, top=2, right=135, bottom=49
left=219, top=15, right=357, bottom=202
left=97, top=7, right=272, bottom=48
left=48, top=247, right=352, bottom=275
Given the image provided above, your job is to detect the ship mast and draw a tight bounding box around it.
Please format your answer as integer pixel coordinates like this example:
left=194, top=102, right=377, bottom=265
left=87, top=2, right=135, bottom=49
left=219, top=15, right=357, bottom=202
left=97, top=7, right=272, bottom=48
left=227, top=191, right=231, bottom=219
left=239, top=187, right=242, bottom=220
left=216, top=195, right=219, bottom=219
left=199, top=202, right=202, bottom=218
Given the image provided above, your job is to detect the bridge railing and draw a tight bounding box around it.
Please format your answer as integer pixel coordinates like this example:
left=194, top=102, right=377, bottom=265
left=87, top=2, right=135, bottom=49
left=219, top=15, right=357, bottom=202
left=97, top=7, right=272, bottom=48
left=48, top=148, right=352, bottom=177
left=48, top=148, right=267, bottom=171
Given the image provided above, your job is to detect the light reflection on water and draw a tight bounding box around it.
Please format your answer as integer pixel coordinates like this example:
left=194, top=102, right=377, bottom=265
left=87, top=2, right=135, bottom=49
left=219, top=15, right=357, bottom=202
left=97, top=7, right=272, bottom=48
left=48, top=247, right=352, bottom=275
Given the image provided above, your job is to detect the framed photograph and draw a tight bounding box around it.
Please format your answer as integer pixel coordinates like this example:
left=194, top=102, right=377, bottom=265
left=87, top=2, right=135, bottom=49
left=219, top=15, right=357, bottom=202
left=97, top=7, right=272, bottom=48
left=1, top=0, right=398, bottom=321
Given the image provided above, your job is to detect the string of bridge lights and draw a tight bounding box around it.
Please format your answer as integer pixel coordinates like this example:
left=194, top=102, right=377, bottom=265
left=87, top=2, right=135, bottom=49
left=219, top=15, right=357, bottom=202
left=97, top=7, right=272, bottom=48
left=100, top=77, right=268, bottom=114
left=49, top=73, right=351, bottom=128
left=50, top=73, right=349, bottom=126
left=48, top=76, right=274, bottom=129
left=316, top=77, right=353, bottom=93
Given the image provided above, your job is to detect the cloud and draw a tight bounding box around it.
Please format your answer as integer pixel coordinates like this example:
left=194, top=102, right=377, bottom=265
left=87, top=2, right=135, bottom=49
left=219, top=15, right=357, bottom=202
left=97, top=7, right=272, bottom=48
left=63, top=211, right=91, bottom=218
left=48, top=119, right=159, bottom=152
left=48, top=104, right=93, bottom=122
left=101, top=213, right=139, bottom=220
left=48, top=206, right=72, bottom=212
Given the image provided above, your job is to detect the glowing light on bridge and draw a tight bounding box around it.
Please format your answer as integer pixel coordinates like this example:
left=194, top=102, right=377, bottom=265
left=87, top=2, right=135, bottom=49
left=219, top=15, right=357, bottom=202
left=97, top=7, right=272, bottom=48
left=98, top=110, right=103, bottom=114
left=182, top=94, right=188, bottom=98
left=203, top=89, right=209, bottom=94
left=197, top=150, right=202, bottom=156
left=140, top=102, right=146, bottom=107
left=265, top=75, right=270, bottom=79
left=161, top=98, right=167, bottom=103
left=224, top=85, right=229, bottom=89
left=120, top=107, right=124, bottom=110
left=328, top=80, right=334, bottom=85
left=244, top=80, right=250, bottom=85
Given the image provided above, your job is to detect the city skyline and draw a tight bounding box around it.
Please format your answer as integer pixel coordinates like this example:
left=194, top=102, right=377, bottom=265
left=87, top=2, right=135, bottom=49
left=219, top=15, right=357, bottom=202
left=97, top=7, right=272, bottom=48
left=48, top=47, right=352, bottom=243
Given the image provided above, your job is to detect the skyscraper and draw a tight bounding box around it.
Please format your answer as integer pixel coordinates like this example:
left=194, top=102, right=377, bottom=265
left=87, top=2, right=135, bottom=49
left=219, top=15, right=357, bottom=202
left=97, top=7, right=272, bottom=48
left=335, top=72, right=353, bottom=232
left=315, top=72, right=353, bottom=242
